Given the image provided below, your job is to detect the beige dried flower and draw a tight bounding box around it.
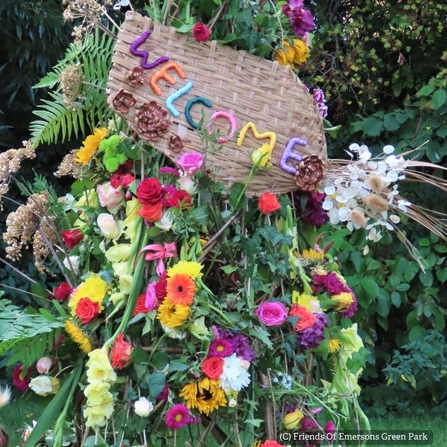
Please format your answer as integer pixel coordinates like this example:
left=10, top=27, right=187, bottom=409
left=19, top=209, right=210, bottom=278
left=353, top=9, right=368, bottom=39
left=60, top=64, right=84, bottom=109
left=54, top=150, right=82, bottom=178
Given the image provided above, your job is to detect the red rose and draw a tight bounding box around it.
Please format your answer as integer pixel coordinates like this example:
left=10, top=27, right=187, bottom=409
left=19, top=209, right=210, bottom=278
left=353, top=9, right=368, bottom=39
left=53, top=282, right=72, bottom=301
left=111, top=333, right=133, bottom=369
left=137, top=178, right=163, bottom=205
left=202, top=356, right=224, bottom=380
left=62, top=229, right=84, bottom=249
left=289, top=304, right=317, bottom=332
left=133, top=293, right=150, bottom=316
left=192, top=23, right=211, bottom=42
left=155, top=271, right=168, bottom=300
left=169, top=190, right=191, bottom=209
left=138, top=202, right=164, bottom=222
left=75, top=297, right=100, bottom=324
left=258, top=192, right=281, bottom=215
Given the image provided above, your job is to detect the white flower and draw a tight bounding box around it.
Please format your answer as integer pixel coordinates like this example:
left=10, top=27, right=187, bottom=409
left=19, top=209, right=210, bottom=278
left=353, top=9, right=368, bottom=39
left=154, top=210, right=174, bottom=231
left=383, top=145, right=395, bottom=154
left=36, top=357, right=52, bottom=374
left=161, top=324, right=186, bottom=339
left=228, top=398, right=237, bottom=407
left=324, top=185, right=335, bottom=195
left=397, top=199, right=411, bottom=213
left=390, top=214, right=401, bottom=224
left=0, top=386, right=11, bottom=407
left=322, top=196, right=335, bottom=211
left=367, top=227, right=382, bottom=242
left=179, top=175, right=197, bottom=195
left=29, top=375, right=53, bottom=396
left=63, top=256, right=80, bottom=275
left=97, top=213, right=124, bottom=239
left=220, top=354, right=251, bottom=392
left=134, top=397, right=154, bottom=417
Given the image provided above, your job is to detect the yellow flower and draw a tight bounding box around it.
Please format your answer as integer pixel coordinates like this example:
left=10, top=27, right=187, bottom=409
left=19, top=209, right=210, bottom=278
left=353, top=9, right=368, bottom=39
left=274, top=40, right=295, bottom=67
left=51, top=377, right=61, bottom=394
left=75, top=127, right=108, bottom=165
left=299, top=248, right=324, bottom=262
left=331, top=292, right=354, bottom=310
left=329, top=338, right=341, bottom=353
left=83, top=396, right=114, bottom=427
left=156, top=300, right=190, bottom=328
left=283, top=408, right=304, bottom=429
left=69, top=275, right=108, bottom=315
left=84, top=381, right=111, bottom=403
left=292, top=291, right=322, bottom=313
left=86, top=348, right=117, bottom=384
left=105, top=244, right=132, bottom=263
left=251, top=143, right=272, bottom=169
left=180, top=377, right=227, bottom=416
left=124, top=198, right=142, bottom=240
left=65, top=320, right=92, bottom=354
left=274, top=39, right=310, bottom=68
left=293, top=39, right=310, bottom=65
left=167, top=261, right=203, bottom=279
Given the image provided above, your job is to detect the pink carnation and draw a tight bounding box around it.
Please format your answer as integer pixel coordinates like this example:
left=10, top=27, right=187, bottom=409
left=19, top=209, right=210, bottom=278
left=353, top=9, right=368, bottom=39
left=176, top=152, right=203, bottom=175
left=255, top=301, right=288, bottom=327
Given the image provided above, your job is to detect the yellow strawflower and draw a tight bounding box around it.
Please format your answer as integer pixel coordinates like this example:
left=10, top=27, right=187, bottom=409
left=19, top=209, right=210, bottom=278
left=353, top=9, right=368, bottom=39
left=75, top=127, right=108, bottom=165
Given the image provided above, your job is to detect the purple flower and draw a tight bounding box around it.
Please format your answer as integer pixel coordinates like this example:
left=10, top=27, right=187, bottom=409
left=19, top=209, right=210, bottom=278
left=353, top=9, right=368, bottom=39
left=209, top=338, right=235, bottom=357
left=161, top=185, right=178, bottom=207
left=302, top=192, right=328, bottom=227
left=165, top=404, right=190, bottom=429
left=298, top=313, right=329, bottom=350
left=156, top=383, right=169, bottom=400
left=159, top=166, right=180, bottom=177
left=220, top=329, right=257, bottom=362
left=282, top=1, right=315, bottom=37
left=300, top=416, right=319, bottom=431
left=311, top=273, right=344, bottom=295
left=313, top=89, right=328, bottom=118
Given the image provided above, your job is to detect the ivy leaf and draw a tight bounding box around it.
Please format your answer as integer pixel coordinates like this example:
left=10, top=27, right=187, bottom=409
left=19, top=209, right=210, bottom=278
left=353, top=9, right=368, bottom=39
left=148, top=372, right=166, bottom=398
left=383, top=113, right=400, bottom=131
left=431, top=89, right=447, bottom=110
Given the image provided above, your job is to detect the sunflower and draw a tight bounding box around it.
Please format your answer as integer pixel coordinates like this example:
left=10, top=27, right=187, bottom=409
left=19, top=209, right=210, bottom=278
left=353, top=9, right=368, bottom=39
left=75, top=127, right=108, bottom=165
left=156, top=300, right=190, bottom=328
left=166, top=273, right=196, bottom=306
left=65, top=320, right=92, bottom=353
left=298, top=248, right=325, bottom=262
left=179, top=377, right=227, bottom=416
left=167, top=261, right=203, bottom=279
left=329, top=338, right=341, bottom=353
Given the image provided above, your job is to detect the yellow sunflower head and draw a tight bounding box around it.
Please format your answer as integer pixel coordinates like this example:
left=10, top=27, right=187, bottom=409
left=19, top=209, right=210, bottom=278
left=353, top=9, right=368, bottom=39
left=75, top=127, right=108, bottom=165
left=156, top=299, right=190, bottom=328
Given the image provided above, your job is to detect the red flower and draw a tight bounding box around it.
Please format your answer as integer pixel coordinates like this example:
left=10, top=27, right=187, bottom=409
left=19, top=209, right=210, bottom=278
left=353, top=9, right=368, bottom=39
left=202, top=357, right=224, bottom=380
left=111, top=172, right=135, bottom=189
left=138, top=202, right=164, bottom=222
left=260, top=441, right=285, bottom=447
left=137, top=178, right=163, bottom=205
left=53, top=282, right=72, bottom=301
left=289, top=304, right=317, bottom=331
left=133, top=293, right=150, bottom=316
left=62, top=229, right=84, bottom=249
left=111, top=334, right=133, bottom=369
left=169, top=190, right=191, bottom=209
left=192, top=23, right=211, bottom=42
left=13, top=364, right=31, bottom=392
left=258, top=192, right=281, bottom=215
left=155, top=271, right=168, bottom=300
left=75, top=297, right=100, bottom=324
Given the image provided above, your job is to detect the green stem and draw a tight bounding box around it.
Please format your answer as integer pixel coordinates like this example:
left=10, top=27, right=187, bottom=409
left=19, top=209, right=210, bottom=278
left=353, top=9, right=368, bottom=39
left=233, top=165, right=258, bottom=209
left=148, top=333, right=168, bottom=364
left=208, top=303, right=234, bottom=326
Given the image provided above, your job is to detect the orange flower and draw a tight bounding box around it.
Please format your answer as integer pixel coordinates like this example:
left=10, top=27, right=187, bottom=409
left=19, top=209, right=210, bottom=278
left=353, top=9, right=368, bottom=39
left=289, top=304, right=317, bottom=331
left=111, top=334, right=133, bottom=370
left=138, top=202, right=163, bottom=222
left=166, top=273, right=196, bottom=306
left=258, top=192, right=281, bottom=214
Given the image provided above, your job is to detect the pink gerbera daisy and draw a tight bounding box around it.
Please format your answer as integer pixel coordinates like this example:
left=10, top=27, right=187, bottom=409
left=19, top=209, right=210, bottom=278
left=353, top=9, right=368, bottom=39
left=165, top=404, right=190, bottom=429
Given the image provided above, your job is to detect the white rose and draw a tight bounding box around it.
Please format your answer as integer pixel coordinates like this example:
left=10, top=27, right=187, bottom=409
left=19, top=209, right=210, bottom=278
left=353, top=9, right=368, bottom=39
left=228, top=398, right=237, bottom=408
left=36, top=357, right=52, bottom=374
left=97, top=213, right=124, bottom=239
left=63, top=256, right=80, bottom=275
left=154, top=210, right=174, bottom=231
left=29, top=375, right=53, bottom=396
left=134, top=397, right=154, bottom=417
left=179, top=175, right=197, bottom=195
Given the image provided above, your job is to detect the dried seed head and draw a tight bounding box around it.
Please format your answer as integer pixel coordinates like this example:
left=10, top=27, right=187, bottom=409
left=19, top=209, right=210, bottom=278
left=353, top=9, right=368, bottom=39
left=364, top=194, right=389, bottom=214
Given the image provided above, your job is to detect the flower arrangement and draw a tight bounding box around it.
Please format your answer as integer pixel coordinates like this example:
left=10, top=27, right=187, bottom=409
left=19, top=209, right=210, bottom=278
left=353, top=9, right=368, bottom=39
left=1, top=1, right=447, bottom=447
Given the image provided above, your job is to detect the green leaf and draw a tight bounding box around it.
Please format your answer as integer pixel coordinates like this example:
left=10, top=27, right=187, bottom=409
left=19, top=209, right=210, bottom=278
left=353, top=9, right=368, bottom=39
left=221, top=265, right=238, bottom=274
left=383, top=113, right=400, bottom=131
left=377, top=290, right=391, bottom=317
left=391, top=291, right=401, bottom=308
left=245, top=419, right=264, bottom=427
left=431, top=89, right=447, bottom=110
left=131, top=346, right=150, bottom=364
left=249, top=327, right=273, bottom=349
left=408, top=325, right=426, bottom=342
left=436, top=124, right=447, bottom=138
left=148, top=372, right=166, bottom=398
left=419, top=238, right=431, bottom=247
left=396, top=283, right=410, bottom=292
left=404, top=261, right=419, bottom=283
left=360, top=276, right=380, bottom=302
left=362, top=117, right=383, bottom=137
left=419, top=270, right=433, bottom=287
left=416, top=84, right=435, bottom=98
left=168, top=362, right=190, bottom=372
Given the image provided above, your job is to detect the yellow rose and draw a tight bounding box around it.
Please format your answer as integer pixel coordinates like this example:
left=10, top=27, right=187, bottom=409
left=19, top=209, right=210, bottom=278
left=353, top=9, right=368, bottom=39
left=283, top=408, right=304, bottom=429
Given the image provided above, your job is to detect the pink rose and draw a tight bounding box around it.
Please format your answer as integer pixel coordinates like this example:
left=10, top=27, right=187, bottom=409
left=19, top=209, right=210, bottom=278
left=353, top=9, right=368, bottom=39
left=36, top=357, right=52, bottom=374
left=192, top=23, right=211, bottom=42
left=176, top=153, right=203, bottom=175
left=255, top=301, right=288, bottom=327
left=97, top=213, right=123, bottom=239
left=97, top=182, right=125, bottom=214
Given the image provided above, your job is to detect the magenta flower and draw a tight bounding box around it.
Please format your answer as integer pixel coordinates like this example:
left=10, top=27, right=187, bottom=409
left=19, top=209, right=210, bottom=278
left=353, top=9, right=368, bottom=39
left=311, top=273, right=344, bottom=294
left=161, top=185, right=178, bottom=207
left=145, top=281, right=160, bottom=311
left=302, top=192, right=328, bottom=227
left=159, top=166, right=180, bottom=177
left=255, top=301, right=288, bottom=327
left=209, top=338, right=235, bottom=357
left=282, top=0, right=315, bottom=37
left=325, top=420, right=336, bottom=434
left=156, top=383, right=169, bottom=400
left=313, top=89, right=328, bottom=118
left=165, top=404, right=190, bottom=429
left=175, top=152, right=203, bottom=175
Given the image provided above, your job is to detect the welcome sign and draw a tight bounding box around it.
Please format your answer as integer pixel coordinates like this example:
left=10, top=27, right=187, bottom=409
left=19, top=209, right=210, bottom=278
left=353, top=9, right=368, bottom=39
left=108, top=12, right=327, bottom=195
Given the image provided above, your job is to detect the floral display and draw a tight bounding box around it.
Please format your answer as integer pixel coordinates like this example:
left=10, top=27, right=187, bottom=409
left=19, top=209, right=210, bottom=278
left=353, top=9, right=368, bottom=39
left=1, top=1, right=446, bottom=447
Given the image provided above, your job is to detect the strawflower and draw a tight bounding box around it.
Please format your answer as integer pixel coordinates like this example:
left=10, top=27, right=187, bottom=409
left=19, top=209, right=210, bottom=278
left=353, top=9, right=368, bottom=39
left=75, top=127, right=108, bottom=165
left=165, top=404, right=190, bottom=429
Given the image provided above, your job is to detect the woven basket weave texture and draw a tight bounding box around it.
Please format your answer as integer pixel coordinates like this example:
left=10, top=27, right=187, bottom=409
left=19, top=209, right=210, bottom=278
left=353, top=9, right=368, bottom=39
left=108, top=12, right=327, bottom=195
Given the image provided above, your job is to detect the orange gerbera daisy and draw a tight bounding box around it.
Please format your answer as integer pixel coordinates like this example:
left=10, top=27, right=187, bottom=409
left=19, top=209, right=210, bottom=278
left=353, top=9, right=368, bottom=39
left=166, top=273, right=196, bottom=306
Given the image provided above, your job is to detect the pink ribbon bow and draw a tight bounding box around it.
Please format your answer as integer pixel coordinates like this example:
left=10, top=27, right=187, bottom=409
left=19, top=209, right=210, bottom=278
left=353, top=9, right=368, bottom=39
left=139, top=242, right=177, bottom=276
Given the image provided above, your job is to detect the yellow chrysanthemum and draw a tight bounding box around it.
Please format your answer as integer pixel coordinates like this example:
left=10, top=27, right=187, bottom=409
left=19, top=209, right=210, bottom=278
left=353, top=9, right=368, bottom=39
left=274, top=39, right=310, bottom=68
left=292, top=291, right=322, bottom=313
left=157, top=299, right=190, bottom=328
left=167, top=261, right=203, bottom=279
left=69, top=275, right=108, bottom=315
left=65, top=320, right=92, bottom=354
left=331, top=292, right=354, bottom=310
left=180, top=377, right=227, bottom=416
left=299, top=248, right=325, bottom=262
left=329, top=338, right=341, bottom=353
left=75, top=127, right=108, bottom=165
